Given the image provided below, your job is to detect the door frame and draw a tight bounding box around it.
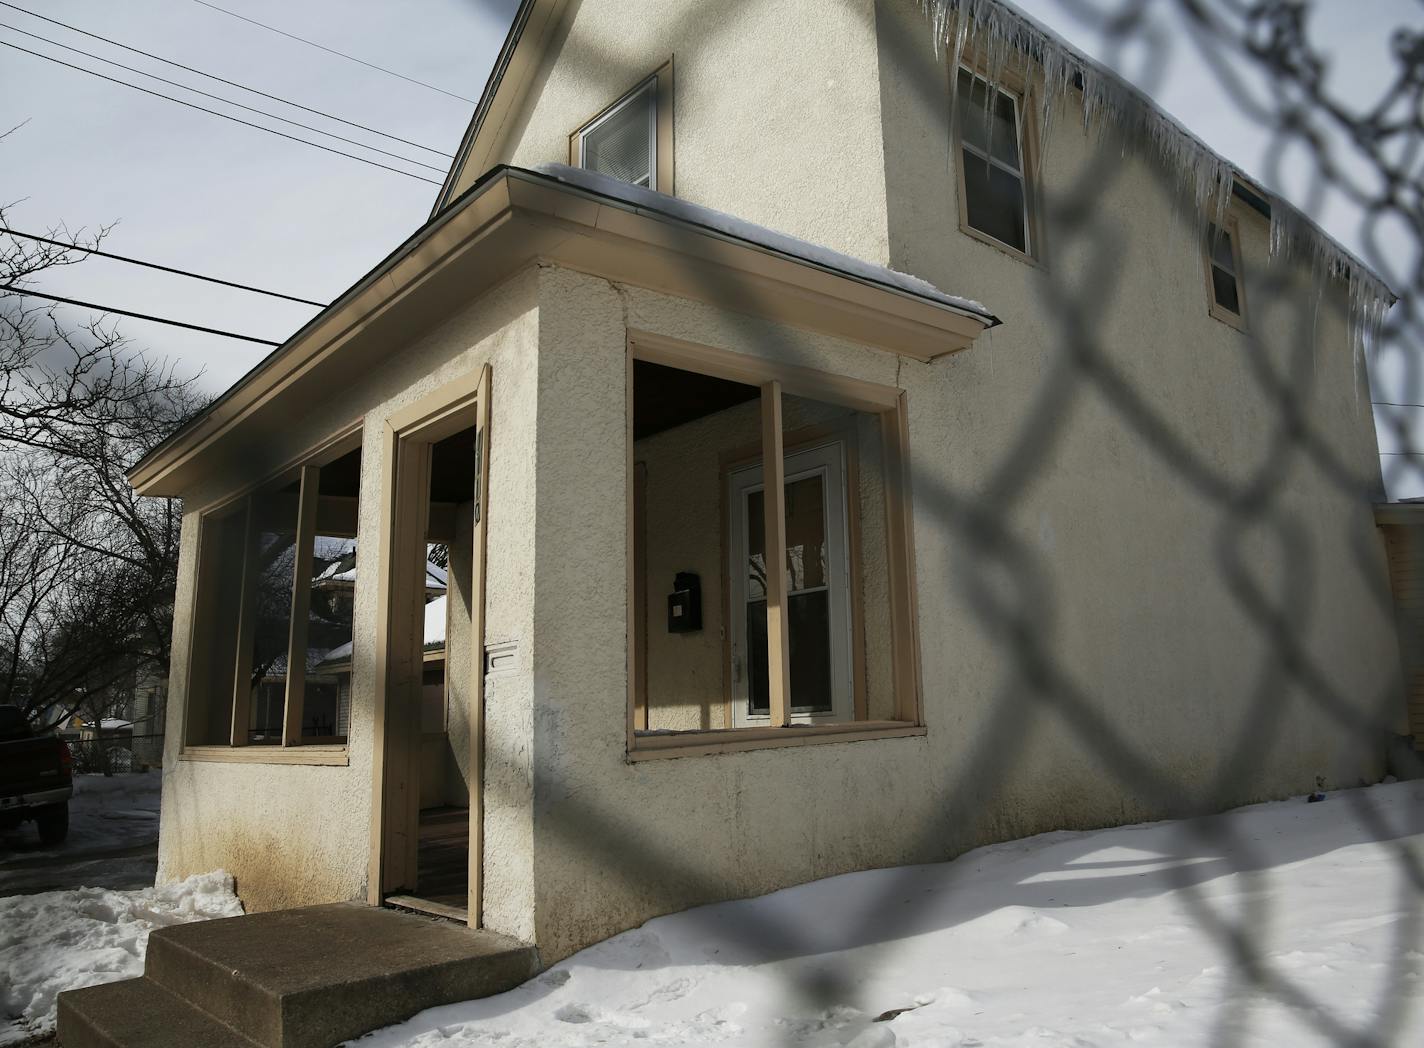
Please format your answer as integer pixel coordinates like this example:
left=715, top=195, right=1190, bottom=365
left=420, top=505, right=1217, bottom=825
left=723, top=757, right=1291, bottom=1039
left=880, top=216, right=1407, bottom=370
left=726, top=440, right=854, bottom=726
left=367, top=365, right=492, bottom=927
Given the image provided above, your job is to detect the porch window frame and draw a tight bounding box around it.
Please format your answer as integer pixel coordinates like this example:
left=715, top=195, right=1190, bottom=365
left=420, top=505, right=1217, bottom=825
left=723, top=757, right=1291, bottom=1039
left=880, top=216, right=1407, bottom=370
left=951, top=61, right=1043, bottom=265
left=625, top=331, right=925, bottom=761
left=178, top=424, right=363, bottom=763
left=569, top=59, right=675, bottom=194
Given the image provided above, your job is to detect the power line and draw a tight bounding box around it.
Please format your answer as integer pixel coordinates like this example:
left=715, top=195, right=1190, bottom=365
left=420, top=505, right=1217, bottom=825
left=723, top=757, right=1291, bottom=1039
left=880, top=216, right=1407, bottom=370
left=0, top=1, right=453, bottom=158
left=1372, top=401, right=1424, bottom=410
left=0, top=227, right=327, bottom=308
left=0, top=21, right=447, bottom=174
left=0, top=284, right=282, bottom=346
left=0, top=39, right=443, bottom=186
left=189, top=0, right=476, bottom=105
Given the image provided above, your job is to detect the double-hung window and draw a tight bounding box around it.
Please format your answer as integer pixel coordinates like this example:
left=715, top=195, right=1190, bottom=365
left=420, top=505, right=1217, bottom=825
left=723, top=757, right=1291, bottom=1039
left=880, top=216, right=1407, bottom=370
left=954, top=68, right=1034, bottom=257
left=1205, top=219, right=1248, bottom=327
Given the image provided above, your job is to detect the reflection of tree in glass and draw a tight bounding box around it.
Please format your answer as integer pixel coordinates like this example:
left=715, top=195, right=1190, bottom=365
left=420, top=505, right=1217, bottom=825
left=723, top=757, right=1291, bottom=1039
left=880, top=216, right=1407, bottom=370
left=248, top=528, right=296, bottom=691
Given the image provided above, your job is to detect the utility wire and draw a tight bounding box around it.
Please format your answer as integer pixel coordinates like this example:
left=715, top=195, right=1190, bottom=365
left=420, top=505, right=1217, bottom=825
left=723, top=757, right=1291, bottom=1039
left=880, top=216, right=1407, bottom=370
left=0, top=21, right=446, bottom=174
left=0, top=284, right=282, bottom=346
left=0, top=1, right=453, bottom=158
left=0, top=227, right=327, bottom=308
left=1373, top=401, right=1424, bottom=409
left=0, top=39, right=443, bottom=186
left=189, top=0, right=476, bottom=105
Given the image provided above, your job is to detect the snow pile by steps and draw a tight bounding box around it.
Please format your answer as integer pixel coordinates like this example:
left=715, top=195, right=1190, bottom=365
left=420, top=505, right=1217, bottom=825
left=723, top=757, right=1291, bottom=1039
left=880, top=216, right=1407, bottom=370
left=0, top=871, right=243, bottom=1046
left=357, top=781, right=1424, bottom=1047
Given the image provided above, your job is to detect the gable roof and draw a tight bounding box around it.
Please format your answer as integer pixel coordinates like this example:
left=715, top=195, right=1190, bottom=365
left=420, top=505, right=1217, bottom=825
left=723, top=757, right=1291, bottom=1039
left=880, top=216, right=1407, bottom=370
left=431, top=0, right=563, bottom=216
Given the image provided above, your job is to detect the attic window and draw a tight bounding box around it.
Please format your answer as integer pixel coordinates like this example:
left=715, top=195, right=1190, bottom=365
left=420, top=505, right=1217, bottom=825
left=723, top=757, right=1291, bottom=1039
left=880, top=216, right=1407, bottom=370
left=1206, top=219, right=1247, bottom=327
left=954, top=68, right=1034, bottom=258
left=572, top=63, right=673, bottom=193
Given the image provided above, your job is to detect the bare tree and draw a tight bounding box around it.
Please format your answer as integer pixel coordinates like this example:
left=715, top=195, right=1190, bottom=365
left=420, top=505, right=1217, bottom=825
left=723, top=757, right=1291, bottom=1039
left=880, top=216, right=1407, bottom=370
left=0, top=193, right=202, bottom=730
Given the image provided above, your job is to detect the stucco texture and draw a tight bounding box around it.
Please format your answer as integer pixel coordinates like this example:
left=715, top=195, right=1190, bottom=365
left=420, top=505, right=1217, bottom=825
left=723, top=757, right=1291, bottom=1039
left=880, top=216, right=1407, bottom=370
left=523, top=247, right=1398, bottom=963
left=158, top=269, right=542, bottom=931
left=505, top=0, right=892, bottom=264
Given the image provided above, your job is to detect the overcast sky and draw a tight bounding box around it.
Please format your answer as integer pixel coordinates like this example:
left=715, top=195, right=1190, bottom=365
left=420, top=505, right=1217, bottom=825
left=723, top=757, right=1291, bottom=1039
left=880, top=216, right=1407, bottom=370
left=1, top=0, right=1417, bottom=490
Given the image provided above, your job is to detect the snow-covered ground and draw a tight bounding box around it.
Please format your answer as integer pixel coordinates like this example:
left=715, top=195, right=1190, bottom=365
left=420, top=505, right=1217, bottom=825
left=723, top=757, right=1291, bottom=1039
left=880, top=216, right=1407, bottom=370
left=0, top=772, right=163, bottom=896
left=357, top=781, right=1424, bottom=1048
left=0, top=772, right=162, bottom=863
left=0, top=871, right=243, bottom=1046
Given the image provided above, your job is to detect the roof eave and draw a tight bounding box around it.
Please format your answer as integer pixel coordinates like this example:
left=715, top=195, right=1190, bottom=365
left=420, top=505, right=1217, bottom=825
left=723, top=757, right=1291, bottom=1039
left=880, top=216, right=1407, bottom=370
left=129, top=167, right=997, bottom=498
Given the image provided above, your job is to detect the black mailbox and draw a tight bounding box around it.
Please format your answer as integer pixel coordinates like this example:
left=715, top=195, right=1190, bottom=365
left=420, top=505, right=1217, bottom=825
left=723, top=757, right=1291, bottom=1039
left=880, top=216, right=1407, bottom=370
left=667, top=571, right=702, bottom=633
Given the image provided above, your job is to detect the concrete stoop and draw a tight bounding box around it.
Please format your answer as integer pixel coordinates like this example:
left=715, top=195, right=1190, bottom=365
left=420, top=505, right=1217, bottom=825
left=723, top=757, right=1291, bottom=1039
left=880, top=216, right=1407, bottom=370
left=57, top=902, right=539, bottom=1048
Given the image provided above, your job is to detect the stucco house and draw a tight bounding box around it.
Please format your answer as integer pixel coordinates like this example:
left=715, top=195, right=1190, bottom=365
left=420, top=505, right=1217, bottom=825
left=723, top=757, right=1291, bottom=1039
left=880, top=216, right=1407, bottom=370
left=130, top=0, right=1402, bottom=969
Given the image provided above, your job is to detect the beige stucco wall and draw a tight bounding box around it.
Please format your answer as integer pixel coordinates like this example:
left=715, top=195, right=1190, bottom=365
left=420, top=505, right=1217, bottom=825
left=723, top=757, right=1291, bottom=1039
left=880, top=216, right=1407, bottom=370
left=158, top=269, right=542, bottom=938
left=525, top=243, right=1399, bottom=963
left=502, top=0, right=892, bottom=264
left=636, top=394, right=894, bottom=731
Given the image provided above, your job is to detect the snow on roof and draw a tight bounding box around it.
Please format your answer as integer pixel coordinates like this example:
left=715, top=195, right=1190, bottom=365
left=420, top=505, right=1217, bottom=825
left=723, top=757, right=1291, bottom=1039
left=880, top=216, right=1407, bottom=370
left=315, top=557, right=447, bottom=592
left=531, top=163, right=995, bottom=322
left=314, top=595, right=447, bottom=670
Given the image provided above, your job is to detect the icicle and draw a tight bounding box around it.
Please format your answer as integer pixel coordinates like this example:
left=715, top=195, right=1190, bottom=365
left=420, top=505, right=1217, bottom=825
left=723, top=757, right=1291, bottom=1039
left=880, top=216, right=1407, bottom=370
left=916, top=0, right=1395, bottom=375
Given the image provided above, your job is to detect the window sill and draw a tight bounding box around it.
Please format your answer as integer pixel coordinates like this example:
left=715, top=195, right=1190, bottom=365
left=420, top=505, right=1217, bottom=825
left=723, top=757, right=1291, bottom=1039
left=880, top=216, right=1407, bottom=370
left=627, top=721, right=925, bottom=761
left=179, top=745, right=349, bottom=767
left=1207, top=304, right=1249, bottom=332
left=959, top=222, right=1043, bottom=270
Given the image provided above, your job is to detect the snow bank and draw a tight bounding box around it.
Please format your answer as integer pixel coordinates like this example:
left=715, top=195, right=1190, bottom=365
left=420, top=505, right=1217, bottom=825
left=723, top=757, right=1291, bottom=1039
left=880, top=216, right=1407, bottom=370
left=355, top=781, right=1424, bottom=1047
left=0, top=871, right=242, bottom=1046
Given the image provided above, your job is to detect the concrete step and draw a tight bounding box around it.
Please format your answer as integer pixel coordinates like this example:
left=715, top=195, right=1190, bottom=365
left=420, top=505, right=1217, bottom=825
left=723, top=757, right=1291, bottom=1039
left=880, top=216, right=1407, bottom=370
left=57, top=977, right=258, bottom=1048
left=141, top=902, right=537, bottom=1048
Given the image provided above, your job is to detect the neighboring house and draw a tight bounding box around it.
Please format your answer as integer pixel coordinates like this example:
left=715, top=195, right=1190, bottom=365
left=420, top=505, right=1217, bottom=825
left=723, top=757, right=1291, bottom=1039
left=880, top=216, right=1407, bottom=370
left=129, top=0, right=1403, bottom=967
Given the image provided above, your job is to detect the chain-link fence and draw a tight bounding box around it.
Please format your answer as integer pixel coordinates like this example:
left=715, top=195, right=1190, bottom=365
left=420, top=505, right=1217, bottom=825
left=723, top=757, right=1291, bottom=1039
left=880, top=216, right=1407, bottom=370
left=458, top=1, right=1424, bottom=1045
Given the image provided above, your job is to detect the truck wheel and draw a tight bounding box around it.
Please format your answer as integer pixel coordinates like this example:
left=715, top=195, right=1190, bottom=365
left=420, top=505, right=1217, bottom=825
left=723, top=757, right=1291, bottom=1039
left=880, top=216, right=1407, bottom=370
left=36, top=803, right=69, bottom=845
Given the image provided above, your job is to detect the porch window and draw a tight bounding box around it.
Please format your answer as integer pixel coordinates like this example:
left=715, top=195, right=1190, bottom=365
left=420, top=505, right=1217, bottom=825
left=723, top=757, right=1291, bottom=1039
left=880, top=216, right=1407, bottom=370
left=953, top=67, right=1035, bottom=258
left=572, top=61, right=674, bottom=193
left=627, top=336, right=923, bottom=759
left=184, top=438, right=362, bottom=751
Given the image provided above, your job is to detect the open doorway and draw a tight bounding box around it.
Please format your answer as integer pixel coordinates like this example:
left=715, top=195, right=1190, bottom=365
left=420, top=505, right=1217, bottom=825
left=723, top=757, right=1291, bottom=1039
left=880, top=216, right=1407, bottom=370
left=375, top=369, right=491, bottom=925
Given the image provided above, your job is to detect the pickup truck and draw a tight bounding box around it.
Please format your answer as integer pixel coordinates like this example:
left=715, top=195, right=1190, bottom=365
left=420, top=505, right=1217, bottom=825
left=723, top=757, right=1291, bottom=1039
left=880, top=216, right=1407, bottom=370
left=0, top=703, right=72, bottom=845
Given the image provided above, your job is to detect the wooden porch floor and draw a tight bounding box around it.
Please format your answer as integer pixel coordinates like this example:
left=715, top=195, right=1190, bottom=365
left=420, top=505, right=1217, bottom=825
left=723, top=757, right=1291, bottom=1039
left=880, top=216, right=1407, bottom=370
left=414, top=806, right=469, bottom=914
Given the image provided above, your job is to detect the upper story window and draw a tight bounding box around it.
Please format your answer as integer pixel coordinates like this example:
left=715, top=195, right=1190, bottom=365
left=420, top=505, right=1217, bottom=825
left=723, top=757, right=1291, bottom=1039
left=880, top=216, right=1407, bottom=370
left=1205, top=219, right=1247, bottom=327
left=954, top=68, right=1034, bottom=258
left=571, top=62, right=674, bottom=193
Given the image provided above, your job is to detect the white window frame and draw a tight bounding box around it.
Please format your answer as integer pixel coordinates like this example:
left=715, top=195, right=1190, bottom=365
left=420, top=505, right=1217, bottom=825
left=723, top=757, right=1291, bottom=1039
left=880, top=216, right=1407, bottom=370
left=727, top=441, right=854, bottom=727
left=1205, top=216, right=1249, bottom=330
left=954, top=66, right=1036, bottom=260
left=576, top=76, right=659, bottom=191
